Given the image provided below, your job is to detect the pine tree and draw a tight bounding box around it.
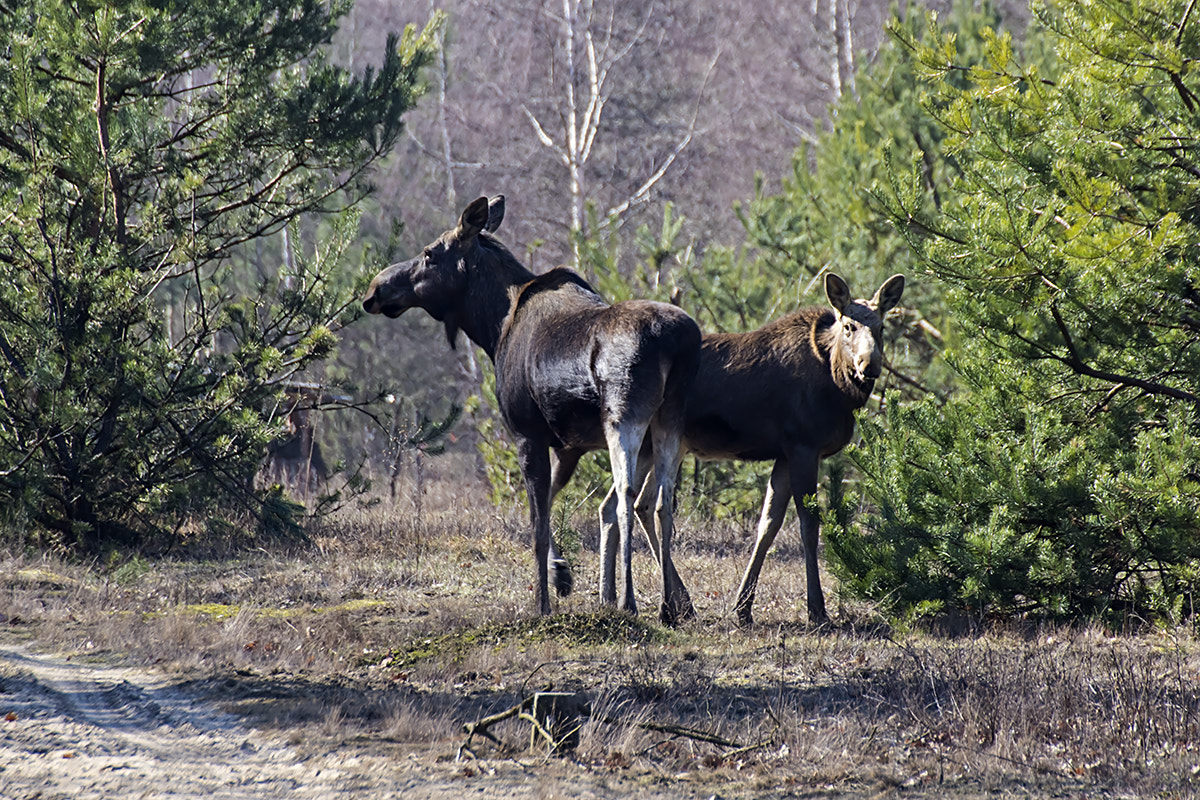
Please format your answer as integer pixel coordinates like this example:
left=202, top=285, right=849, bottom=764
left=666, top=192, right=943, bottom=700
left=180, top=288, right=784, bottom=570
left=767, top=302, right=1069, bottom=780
left=697, top=0, right=1021, bottom=400
left=0, top=1, right=440, bottom=551
left=828, top=0, right=1200, bottom=621
left=591, top=1, right=1019, bottom=522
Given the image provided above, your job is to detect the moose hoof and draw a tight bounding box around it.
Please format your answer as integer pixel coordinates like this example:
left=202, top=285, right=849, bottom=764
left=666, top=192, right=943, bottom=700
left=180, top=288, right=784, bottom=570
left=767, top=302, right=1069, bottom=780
left=659, top=600, right=694, bottom=627
left=734, top=595, right=755, bottom=628
left=552, top=559, right=573, bottom=597
left=808, top=601, right=829, bottom=627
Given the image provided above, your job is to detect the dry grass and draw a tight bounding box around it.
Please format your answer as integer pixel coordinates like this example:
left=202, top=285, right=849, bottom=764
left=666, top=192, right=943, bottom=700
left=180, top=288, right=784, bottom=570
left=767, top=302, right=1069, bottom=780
left=2, top=459, right=1198, bottom=798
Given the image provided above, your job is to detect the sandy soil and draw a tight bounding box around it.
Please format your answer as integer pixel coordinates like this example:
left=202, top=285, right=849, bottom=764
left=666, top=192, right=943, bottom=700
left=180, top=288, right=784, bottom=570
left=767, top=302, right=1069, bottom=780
left=0, top=642, right=743, bottom=800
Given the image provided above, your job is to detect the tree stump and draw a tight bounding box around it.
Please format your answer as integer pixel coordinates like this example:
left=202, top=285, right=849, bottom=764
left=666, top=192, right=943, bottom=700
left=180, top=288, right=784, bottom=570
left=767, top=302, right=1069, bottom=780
left=526, top=692, right=589, bottom=755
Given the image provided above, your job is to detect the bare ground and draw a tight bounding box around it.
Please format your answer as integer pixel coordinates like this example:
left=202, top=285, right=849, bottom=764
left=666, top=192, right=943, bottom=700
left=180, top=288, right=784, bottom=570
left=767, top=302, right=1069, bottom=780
left=0, top=640, right=716, bottom=799
left=0, top=635, right=897, bottom=800
left=1, top=470, right=1198, bottom=799
left=1, top=630, right=1120, bottom=800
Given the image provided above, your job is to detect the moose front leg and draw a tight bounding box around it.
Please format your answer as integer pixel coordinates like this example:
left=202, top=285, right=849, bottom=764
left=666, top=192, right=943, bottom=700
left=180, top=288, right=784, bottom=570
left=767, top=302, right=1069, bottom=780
left=546, top=448, right=586, bottom=598
left=734, top=459, right=792, bottom=627
left=789, top=455, right=828, bottom=626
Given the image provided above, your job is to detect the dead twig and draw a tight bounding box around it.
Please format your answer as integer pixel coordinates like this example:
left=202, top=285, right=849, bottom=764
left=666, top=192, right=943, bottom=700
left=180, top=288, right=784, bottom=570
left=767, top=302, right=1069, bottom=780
left=518, top=711, right=559, bottom=748
left=460, top=692, right=746, bottom=757
left=460, top=696, right=534, bottom=754
left=593, top=714, right=743, bottom=749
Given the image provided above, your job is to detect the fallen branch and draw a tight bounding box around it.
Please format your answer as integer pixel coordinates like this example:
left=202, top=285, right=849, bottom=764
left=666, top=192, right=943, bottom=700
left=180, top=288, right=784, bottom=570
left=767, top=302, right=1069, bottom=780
left=518, top=711, right=560, bottom=749
left=459, top=692, right=749, bottom=758
left=594, top=715, right=743, bottom=749
left=461, top=696, right=534, bottom=749
left=721, top=739, right=775, bottom=760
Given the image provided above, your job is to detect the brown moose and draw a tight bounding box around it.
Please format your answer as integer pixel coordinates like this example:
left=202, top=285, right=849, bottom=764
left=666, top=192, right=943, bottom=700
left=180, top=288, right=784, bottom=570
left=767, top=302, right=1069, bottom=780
left=362, top=196, right=701, bottom=624
left=551, top=272, right=905, bottom=626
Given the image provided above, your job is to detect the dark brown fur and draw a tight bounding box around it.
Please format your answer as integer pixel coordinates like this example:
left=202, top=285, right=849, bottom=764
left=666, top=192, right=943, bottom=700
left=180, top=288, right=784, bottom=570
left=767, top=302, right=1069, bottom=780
left=551, top=273, right=904, bottom=625
left=363, top=197, right=701, bottom=623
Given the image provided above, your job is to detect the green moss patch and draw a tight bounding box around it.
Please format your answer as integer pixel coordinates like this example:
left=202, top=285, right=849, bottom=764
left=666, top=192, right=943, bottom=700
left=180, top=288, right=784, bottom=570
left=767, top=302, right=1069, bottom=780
left=14, top=568, right=79, bottom=588
left=173, top=598, right=389, bottom=622
left=386, top=610, right=670, bottom=669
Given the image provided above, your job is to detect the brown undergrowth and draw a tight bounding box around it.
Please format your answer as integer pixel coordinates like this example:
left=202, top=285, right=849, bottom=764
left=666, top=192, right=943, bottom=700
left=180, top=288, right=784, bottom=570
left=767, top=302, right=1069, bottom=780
left=1, top=463, right=1198, bottom=799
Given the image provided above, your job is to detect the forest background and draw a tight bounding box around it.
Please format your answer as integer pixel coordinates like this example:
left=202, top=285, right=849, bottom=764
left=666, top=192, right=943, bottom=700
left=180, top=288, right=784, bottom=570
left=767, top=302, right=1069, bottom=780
left=2, top=0, right=1199, bottom=624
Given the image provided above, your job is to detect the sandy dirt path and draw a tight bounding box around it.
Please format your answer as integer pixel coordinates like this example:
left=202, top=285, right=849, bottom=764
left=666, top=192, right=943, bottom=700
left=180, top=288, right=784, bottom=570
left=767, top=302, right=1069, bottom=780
left=0, top=644, right=727, bottom=800
left=0, top=643, right=352, bottom=798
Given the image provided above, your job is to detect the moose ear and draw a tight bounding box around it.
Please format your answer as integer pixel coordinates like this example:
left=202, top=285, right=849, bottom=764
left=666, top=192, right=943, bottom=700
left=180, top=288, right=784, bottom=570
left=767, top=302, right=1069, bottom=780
left=485, top=195, right=506, bottom=232
left=825, top=273, right=852, bottom=314
left=872, top=274, right=906, bottom=315
left=457, top=196, right=491, bottom=240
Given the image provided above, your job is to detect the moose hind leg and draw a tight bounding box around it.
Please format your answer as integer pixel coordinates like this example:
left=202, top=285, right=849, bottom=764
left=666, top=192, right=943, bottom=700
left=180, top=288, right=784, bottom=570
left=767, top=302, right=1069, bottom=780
left=648, top=425, right=693, bottom=625
left=635, top=467, right=690, bottom=604
left=605, top=421, right=648, bottom=616
left=632, top=471, right=693, bottom=618
left=606, top=453, right=656, bottom=611
left=517, top=439, right=555, bottom=616
left=598, top=485, right=619, bottom=606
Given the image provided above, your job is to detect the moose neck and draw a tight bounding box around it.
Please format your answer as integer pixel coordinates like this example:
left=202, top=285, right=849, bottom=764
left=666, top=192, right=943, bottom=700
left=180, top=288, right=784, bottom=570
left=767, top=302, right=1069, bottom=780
left=456, top=235, right=536, bottom=360
left=815, top=315, right=876, bottom=410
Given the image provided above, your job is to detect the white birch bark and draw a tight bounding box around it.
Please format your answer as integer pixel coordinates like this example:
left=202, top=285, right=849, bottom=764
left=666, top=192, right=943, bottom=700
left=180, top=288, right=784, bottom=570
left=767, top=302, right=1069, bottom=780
left=521, top=0, right=703, bottom=265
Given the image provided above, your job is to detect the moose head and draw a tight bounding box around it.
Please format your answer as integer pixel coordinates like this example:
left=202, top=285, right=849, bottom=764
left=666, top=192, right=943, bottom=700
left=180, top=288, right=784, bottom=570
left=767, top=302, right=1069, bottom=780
left=824, top=272, right=905, bottom=383
left=362, top=195, right=507, bottom=349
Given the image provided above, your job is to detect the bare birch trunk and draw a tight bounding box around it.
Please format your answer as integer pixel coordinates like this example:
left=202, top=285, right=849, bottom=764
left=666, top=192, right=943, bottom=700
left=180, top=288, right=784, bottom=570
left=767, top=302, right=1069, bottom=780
left=520, top=0, right=700, bottom=267
left=563, top=0, right=584, bottom=261
left=827, top=0, right=842, bottom=100
left=433, top=23, right=457, bottom=209
left=836, top=0, right=856, bottom=102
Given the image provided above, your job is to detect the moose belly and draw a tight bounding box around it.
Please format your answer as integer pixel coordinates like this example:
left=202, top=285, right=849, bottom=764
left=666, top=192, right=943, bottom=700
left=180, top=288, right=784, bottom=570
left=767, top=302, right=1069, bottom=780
left=684, top=415, right=781, bottom=462
left=538, top=391, right=606, bottom=449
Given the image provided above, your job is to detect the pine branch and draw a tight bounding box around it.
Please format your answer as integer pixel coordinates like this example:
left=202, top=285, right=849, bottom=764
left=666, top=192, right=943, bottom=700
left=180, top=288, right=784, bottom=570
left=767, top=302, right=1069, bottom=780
left=1049, top=304, right=1199, bottom=404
